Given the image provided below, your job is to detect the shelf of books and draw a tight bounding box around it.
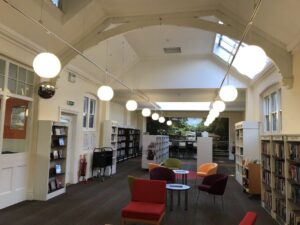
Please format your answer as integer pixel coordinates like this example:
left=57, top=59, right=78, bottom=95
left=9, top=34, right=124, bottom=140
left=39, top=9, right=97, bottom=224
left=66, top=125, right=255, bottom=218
left=260, top=134, right=300, bottom=225
left=102, top=120, right=141, bottom=165
left=141, top=135, right=169, bottom=169
left=34, top=121, right=68, bottom=201
left=287, top=135, right=300, bottom=225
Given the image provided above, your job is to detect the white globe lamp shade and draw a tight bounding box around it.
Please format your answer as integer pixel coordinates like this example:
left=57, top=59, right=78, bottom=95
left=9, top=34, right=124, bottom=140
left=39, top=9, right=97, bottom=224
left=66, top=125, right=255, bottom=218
left=209, top=108, right=220, bottom=118
left=204, top=121, right=209, bottom=127
left=166, top=120, right=172, bottom=126
left=97, top=85, right=114, bottom=101
left=151, top=113, right=159, bottom=121
left=142, top=108, right=151, bottom=117
left=212, top=100, right=226, bottom=112
left=33, top=52, right=61, bottom=78
left=219, top=85, right=238, bottom=102
left=234, top=45, right=267, bottom=78
left=158, top=116, right=165, bottom=123
left=126, top=100, right=138, bottom=111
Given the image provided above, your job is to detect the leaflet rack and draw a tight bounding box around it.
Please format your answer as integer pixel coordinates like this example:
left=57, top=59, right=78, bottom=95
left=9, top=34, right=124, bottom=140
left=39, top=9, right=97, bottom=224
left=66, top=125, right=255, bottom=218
left=91, top=147, right=113, bottom=181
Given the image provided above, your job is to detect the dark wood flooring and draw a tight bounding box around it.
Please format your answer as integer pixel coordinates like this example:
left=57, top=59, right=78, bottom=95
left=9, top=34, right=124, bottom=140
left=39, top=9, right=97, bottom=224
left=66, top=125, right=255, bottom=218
left=0, top=157, right=276, bottom=225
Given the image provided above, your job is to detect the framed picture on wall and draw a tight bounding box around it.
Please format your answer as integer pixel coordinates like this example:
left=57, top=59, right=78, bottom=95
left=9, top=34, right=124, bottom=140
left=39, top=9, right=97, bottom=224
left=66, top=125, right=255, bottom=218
left=10, top=106, right=26, bottom=130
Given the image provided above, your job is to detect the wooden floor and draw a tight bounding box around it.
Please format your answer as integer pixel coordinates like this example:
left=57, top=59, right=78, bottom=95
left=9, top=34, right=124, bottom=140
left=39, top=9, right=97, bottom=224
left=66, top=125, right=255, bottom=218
left=0, top=157, right=276, bottom=225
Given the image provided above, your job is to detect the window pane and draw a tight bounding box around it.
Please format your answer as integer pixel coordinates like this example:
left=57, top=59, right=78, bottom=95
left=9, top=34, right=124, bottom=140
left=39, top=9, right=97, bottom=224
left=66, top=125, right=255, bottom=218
left=17, top=82, right=26, bottom=96
left=8, top=78, right=17, bottom=93
left=265, top=115, right=270, bottom=131
left=271, top=92, right=277, bottom=112
left=90, top=99, right=95, bottom=115
left=2, top=97, right=30, bottom=153
left=84, top=97, right=88, bottom=113
left=0, top=59, right=5, bottom=75
left=18, top=67, right=26, bottom=82
left=25, top=84, right=33, bottom=97
left=272, top=113, right=277, bottom=131
left=8, top=63, right=18, bottom=79
left=83, top=115, right=87, bottom=128
left=0, top=75, right=4, bottom=90
left=26, top=71, right=34, bottom=84
left=89, top=115, right=94, bottom=128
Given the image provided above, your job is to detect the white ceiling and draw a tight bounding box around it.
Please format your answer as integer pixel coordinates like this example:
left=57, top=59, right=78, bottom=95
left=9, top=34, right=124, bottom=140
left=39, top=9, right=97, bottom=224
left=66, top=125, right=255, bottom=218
left=1, top=0, right=299, bottom=112
left=124, top=25, right=215, bottom=58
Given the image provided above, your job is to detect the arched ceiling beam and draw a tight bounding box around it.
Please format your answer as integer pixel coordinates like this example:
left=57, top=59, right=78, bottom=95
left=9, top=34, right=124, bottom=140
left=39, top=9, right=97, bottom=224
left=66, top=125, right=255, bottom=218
left=58, top=9, right=293, bottom=88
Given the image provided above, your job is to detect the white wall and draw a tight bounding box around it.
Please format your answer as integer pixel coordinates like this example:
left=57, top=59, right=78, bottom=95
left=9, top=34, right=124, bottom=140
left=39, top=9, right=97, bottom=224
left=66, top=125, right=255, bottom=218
left=245, top=68, right=281, bottom=122
left=281, top=52, right=300, bottom=133
left=109, top=102, right=125, bottom=124
left=121, top=55, right=248, bottom=89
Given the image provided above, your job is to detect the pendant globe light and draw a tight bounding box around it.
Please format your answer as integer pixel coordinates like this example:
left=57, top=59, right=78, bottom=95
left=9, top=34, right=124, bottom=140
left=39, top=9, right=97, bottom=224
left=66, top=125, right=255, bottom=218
left=158, top=116, right=165, bottom=123
left=97, top=85, right=114, bottom=101
left=212, top=100, right=226, bottom=112
left=126, top=100, right=137, bottom=111
left=234, top=45, right=267, bottom=78
left=166, top=120, right=172, bottom=126
left=209, top=108, right=220, bottom=118
left=152, top=112, right=159, bottom=121
left=142, top=108, right=151, bottom=117
left=33, top=52, right=61, bottom=78
left=219, top=85, right=238, bottom=102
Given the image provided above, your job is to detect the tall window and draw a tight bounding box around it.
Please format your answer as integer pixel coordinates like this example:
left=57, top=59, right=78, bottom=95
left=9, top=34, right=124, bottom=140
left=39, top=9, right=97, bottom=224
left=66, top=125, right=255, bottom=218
left=83, top=95, right=97, bottom=130
left=0, top=56, right=34, bottom=154
left=263, top=89, right=281, bottom=133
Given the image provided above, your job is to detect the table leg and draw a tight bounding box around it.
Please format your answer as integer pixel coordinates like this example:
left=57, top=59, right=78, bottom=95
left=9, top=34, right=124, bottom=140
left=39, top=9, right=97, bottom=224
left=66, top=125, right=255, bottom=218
left=170, top=190, right=173, bottom=211
left=178, top=190, right=180, bottom=206
left=185, top=190, right=188, bottom=210
left=184, top=174, right=187, bottom=184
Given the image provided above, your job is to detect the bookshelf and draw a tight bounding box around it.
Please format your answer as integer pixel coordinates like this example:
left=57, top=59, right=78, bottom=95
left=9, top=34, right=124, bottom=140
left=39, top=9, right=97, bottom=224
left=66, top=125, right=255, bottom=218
left=34, top=121, right=68, bottom=200
left=235, top=121, right=260, bottom=185
left=260, top=134, right=300, bottom=225
left=242, top=162, right=261, bottom=194
left=102, top=120, right=141, bottom=165
left=141, top=135, right=169, bottom=169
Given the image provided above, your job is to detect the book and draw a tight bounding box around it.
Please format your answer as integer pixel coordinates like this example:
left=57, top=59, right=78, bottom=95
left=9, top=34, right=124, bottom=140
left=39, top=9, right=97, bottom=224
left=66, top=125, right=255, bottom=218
left=58, top=137, right=64, bottom=146
left=55, top=164, right=62, bottom=174
left=53, top=150, right=58, bottom=159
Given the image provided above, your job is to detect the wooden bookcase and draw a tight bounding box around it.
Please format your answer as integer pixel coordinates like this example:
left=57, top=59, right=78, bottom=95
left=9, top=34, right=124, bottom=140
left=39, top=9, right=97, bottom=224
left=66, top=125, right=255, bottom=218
left=141, top=135, right=169, bottom=169
left=34, top=121, right=68, bottom=200
left=235, top=121, right=260, bottom=185
left=243, top=162, right=261, bottom=194
left=260, top=134, right=300, bottom=225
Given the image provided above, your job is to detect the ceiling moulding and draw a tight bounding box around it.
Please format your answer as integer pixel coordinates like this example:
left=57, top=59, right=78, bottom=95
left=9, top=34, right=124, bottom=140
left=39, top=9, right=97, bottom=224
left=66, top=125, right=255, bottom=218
left=58, top=8, right=293, bottom=88
left=0, top=23, right=43, bottom=56
left=214, top=9, right=293, bottom=89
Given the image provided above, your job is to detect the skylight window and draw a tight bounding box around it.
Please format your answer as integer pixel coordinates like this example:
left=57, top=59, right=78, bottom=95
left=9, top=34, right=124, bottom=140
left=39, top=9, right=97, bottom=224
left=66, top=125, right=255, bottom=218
left=156, top=102, right=211, bottom=111
left=213, top=33, right=270, bottom=79
left=51, top=0, right=62, bottom=9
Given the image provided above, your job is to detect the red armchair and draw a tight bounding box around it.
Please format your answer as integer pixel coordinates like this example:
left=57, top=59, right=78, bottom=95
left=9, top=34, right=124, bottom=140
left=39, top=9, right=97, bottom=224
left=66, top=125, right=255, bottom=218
left=239, top=212, right=257, bottom=225
left=121, top=179, right=167, bottom=225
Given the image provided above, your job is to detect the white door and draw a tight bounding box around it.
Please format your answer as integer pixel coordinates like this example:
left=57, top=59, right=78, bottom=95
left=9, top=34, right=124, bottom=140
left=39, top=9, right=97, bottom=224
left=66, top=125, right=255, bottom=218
left=60, top=113, right=77, bottom=185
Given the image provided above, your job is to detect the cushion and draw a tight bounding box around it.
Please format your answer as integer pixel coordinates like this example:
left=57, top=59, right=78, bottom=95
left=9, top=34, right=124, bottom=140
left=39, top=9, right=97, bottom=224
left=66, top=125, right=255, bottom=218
left=132, top=179, right=166, bottom=204
left=122, top=202, right=165, bottom=221
left=239, top=212, right=257, bottom=225
left=198, top=184, right=210, bottom=192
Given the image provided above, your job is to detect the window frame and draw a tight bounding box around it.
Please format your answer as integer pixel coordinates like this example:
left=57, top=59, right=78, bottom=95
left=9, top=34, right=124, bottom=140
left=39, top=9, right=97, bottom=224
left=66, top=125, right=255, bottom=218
left=82, top=94, right=97, bottom=131
left=261, top=86, right=281, bottom=134
left=0, top=55, right=35, bottom=154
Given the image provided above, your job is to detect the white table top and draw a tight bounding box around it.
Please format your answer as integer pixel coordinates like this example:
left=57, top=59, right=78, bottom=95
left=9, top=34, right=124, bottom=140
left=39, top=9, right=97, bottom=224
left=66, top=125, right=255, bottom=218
left=166, top=183, right=191, bottom=190
left=173, top=169, right=189, bottom=174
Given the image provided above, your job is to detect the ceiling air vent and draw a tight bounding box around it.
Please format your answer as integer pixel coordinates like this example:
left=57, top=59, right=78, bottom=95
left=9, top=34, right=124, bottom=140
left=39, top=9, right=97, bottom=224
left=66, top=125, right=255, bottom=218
left=163, top=47, right=181, bottom=54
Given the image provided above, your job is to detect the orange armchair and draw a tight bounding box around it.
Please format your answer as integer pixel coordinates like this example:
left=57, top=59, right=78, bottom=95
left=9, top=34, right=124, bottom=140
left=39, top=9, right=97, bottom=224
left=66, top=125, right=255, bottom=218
left=121, top=179, right=166, bottom=225
left=197, top=163, right=218, bottom=177
left=148, top=162, right=162, bottom=171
